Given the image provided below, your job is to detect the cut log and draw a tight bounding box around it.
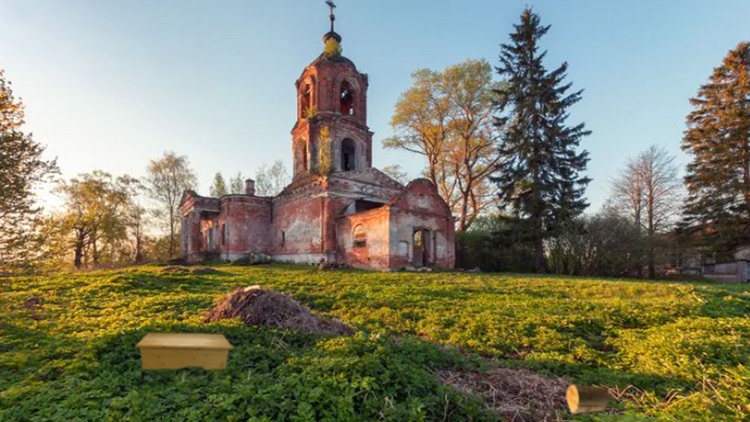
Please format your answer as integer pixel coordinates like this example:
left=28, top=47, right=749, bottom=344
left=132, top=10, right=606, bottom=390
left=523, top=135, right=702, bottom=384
left=566, top=384, right=609, bottom=414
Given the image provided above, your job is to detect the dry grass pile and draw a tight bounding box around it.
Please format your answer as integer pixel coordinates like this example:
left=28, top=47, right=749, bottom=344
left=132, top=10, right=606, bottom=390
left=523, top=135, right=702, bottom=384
left=204, top=286, right=354, bottom=335
left=436, top=367, right=571, bottom=421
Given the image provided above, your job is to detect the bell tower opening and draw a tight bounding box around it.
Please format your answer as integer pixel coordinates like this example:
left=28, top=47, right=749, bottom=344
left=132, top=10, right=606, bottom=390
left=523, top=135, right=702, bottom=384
left=341, top=138, right=356, bottom=171
left=295, top=140, right=308, bottom=175
left=340, top=81, right=354, bottom=115
left=291, top=1, right=374, bottom=176
left=300, top=83, right=312, bottom=119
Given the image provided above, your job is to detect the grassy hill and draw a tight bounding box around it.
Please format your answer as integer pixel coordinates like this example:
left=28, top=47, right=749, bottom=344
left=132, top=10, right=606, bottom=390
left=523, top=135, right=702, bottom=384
left=2, top=264, right=749, bottom=420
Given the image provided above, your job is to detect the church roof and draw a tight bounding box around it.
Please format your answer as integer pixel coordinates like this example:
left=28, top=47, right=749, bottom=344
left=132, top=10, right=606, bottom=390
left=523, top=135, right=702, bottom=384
left=323, top=30, right=342, bottom=44
left=308, top=53, right=358, bottom=71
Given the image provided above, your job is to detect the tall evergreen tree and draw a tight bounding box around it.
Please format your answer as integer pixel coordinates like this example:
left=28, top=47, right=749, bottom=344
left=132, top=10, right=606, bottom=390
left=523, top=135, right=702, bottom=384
left=493, top=8, right=591, bottom=273
left=681, top=42, right=750, bottom=258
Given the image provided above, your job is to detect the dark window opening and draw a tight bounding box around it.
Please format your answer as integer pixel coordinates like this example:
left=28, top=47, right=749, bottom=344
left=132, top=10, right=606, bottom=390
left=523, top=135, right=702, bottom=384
left=300, top=84, right=312, bottom=118
left=281, top=231, right=286, bottom=247
left=353, top=225, right=366, bottom=248
left=355, top=200, right=384, bottom=213
left=340, top=82, right=354, bottom=115
left=221, top=223, right=226, bottom=246
left=341, top=138, right=356, bottom=171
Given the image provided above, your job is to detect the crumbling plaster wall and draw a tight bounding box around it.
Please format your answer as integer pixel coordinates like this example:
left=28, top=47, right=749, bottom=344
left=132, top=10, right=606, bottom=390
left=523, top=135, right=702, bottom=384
left=388, top=180, right=456, bottom=269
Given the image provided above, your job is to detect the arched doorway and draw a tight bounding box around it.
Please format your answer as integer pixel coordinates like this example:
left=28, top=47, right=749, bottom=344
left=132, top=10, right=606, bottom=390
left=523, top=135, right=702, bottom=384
left=412, top=228, right=432, bottom=267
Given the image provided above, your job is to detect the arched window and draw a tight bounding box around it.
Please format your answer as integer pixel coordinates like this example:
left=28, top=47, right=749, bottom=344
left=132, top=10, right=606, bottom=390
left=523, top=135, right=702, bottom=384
left=300, top=83, right=312, bottom=118
left=296, top=140, right=308, bottom=172
left=353, top=225, right=366, bottom=248
left=340, top=81, right=354, bottom=115
left=341, top=138, right=356, bottom=171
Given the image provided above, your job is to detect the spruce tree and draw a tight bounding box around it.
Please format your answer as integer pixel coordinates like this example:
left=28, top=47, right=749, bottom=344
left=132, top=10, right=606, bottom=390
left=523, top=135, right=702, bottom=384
left=493, top=8, right=591, bottom=273
left=681, top=42, right=750, bottom=258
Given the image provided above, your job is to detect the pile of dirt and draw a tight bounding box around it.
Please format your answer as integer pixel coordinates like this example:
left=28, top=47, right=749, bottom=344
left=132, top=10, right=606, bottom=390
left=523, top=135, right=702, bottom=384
left=436, top=367, right=571, bottom=421
left=159, top=266, right=217, bottom=275
left=23, top=296, right=43, bottom=310
left=159, top=266, right=189, bottom=274
left=204, top=286, right=354, bottom=335
left=189, top=266, right=218, bottom=275
left=23, top=295, right=44, bottom=321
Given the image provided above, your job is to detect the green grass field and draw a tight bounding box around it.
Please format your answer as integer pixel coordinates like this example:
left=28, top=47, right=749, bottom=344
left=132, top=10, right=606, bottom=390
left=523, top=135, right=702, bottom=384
left=2, top=264, right=749, bottom=421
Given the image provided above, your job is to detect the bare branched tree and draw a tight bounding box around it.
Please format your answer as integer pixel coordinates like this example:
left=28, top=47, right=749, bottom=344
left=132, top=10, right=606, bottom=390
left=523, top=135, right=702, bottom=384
left=382, top=164, right=410, bottom=185
left=610, top=145, right=680, bottom=278
left=255, top=160, right=291, bottom=196
left=145, top=152, right=197, bottom=258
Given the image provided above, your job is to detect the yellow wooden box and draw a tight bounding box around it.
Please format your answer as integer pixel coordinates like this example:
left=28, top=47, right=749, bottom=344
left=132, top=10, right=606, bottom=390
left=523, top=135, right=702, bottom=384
left=136, top=333, right=233, bottom=370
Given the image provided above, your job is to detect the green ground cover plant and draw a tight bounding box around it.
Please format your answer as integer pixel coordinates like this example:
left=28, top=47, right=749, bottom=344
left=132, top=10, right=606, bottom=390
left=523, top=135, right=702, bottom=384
left=1, top=264, right=749, bottom=420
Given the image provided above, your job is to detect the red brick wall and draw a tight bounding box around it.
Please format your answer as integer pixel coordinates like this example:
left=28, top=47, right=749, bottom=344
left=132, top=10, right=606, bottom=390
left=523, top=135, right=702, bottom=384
left=272, top=196, right=324, bottom=255
left=336, top=206, right=391, bottom=269
left=218, top=196, right=272, bottom=257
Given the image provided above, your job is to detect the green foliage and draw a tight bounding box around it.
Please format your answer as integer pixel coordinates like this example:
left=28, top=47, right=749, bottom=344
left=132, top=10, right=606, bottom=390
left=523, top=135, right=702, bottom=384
left=0, top=69, right=59, bottom=272
left=45, top=171, right=139, bottom=269
left=317, top=125, right=332, bottom=175
left=209, top=172, right=228, bottom=197
left=681, top=42, right=750, bottom=256
left=385, top=59, right=500, bottom=232
left=304, top=104, right=318, bottom=121
left=456, top=214, right=535, bottom=272
left=145, top=152, right=198, bottom=258
left=2, top=265, right=749, bottom=420
left=546, top=210, right=645, bottom=277
left=493, top=8, right=591, bottom=272
left=323, top=38, right=342, bottom=59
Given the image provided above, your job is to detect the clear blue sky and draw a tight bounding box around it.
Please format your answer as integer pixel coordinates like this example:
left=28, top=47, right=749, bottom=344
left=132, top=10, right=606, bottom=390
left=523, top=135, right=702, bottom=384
left=1, top=0, right=749, bottom=212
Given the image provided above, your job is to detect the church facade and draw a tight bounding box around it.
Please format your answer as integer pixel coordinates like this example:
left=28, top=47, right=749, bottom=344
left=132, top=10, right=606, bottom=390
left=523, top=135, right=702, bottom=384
left=179, top=22, right=455, bottom=270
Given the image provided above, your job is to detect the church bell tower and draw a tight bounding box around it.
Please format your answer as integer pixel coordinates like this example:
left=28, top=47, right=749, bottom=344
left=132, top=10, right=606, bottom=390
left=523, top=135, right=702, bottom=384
left=291, top=1, right=373, bottom=180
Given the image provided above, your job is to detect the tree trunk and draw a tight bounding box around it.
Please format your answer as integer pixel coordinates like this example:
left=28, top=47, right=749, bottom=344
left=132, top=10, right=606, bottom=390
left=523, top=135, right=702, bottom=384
left=92, top=229, right=99, bottom=267
left=73, top=229, right=85, bottom=269
left=535, top=234, right=545, bottom=273
left=168, top=207, right=175, bottom=258
left=634, top=210, right=643, bottom=278
left=648, top=236, right=656, bottom=279
left=647, top=177, right=656, bottom=279
left=134, top=231, right=143, bottom=263
left=532, top=157, right=545, bottom=273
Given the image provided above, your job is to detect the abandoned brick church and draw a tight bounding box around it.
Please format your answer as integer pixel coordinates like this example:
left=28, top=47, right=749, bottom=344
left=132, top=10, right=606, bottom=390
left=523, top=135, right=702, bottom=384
left=179, top=13, right=455, bottom=270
